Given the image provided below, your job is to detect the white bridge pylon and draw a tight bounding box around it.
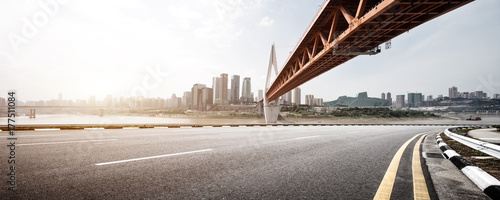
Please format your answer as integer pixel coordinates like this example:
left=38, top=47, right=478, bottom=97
left=263, top=44, right=281, bottom=123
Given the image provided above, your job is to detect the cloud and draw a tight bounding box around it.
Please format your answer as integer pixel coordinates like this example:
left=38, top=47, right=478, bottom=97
left=258, top=16, right=274, bottom=27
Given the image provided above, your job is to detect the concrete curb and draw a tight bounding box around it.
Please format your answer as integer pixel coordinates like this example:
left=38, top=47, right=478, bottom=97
left=436, top=134, right=500, bottom=199
left=0, top=123, right=496, bottom=131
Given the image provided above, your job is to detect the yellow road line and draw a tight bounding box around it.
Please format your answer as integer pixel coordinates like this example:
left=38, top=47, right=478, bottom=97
left=373, top=133, right=423, bottom=200
left=412, top=134, right=430, bottom=200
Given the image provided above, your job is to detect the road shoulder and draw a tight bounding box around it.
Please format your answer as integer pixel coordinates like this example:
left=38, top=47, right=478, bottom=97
left=422, top=132, right=490, bottom=200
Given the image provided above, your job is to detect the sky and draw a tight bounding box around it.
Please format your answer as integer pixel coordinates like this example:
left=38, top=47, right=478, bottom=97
left=0, top=0, right=499, bottom=102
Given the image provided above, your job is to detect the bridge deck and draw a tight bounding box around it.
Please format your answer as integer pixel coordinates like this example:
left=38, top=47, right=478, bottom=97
left=266, top=0, right=473, bottom=101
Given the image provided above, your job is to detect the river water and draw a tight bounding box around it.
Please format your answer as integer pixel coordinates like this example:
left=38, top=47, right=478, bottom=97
left=0, top=114, right=265, bottom=125
left=1, top=114, right=498, bottom=125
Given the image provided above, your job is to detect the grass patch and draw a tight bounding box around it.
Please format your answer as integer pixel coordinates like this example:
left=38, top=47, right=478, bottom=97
left=440, top=133, right=500, bottom=180
left=493, top=125, right=500, bottom=132
left=282, top=106, right=439, bottom=118
left=455, top=128, right=477, bottom=135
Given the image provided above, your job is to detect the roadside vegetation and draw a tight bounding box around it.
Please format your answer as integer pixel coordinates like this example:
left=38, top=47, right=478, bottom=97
left=455, top=128, right=477, bottom=135
left=282, top=106, right=438, bottom=118
left=440, top=133, right=500, bottom=180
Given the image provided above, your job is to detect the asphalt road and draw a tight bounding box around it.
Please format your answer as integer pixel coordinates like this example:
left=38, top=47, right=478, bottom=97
left=1, top=125, right=445, bottom=199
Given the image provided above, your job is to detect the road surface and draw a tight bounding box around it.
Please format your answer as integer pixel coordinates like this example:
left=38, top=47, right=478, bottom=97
left=2, top=125, right=445, bottom=199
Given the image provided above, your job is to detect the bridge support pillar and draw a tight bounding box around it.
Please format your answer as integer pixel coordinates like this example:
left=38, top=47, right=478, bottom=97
left=29, top=109, right=36, bottom=118
left=263, top=44, right=281, bottom=123
left=264, top=100, right=280, bottom=123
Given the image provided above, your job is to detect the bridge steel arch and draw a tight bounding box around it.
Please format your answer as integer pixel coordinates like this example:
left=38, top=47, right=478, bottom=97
left=265, top=0, right=473, bottom=103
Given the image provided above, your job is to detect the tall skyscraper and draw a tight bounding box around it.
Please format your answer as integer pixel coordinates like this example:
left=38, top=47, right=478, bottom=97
left=242, top=77, right=251, bottom=104
left=258, top=90, right=263, bottom=101
left=305, top=94, right=314, bottom=106
left=202, top=87, right=213, bottom=110
left=313, top=98, right=323, bottom=106
left=449, top=86, right=458, bottom=99
left=396, top=95, right=405, bottom=108
left=473, top=91, right=487, bottom=99
left=381, top=93, right=386, bottom=100
left=169, top=94, right=180, bottom=108
left=212, top=77, right=221, bottom=104
left=182, top=91, right=191, bottom=107
left=407, top=93, right=422, bottom=107
left=293, top=87, right=301, bottom=105
left=231, top=75, right=240, bottom=104
left=104, top=94, right=112, bottom=107
left=285, top=91, right=292, bottom=105
left=220, top=73, right=228, bottom=105
left=386, top=92, right=392, bottom=106
left=191, top=84, right=206, bottom=110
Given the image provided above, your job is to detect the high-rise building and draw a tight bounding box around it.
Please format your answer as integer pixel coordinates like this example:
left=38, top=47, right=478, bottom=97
left=313, top=98, right=323, bottom=106
left=202, top=87, right=213, bottom=110
left=494, top=94, right=500, bottom=99
left=191, top=84, right=206, bottom=110
left=241, top=77, right=252, bottom=104
left=220, top=73, right=228, bottom=105
left=169, top=94, right=181, bottom=108
left=231, top=75, right=240, bottom=104
left=258, top=90, right=263, bottom=101
left=471, top=91, right=487, bottom=99
left=227, top=89, right=231, bottom=102
left=396, top=95, right=405, bottom=108
left=104, top=94, right=112, bottom=107
left=427, top=95, right=433, bottom=101
left=305, top=94, right=315, bottom=106
left=182, top=91, right=191, bottom=107
left=407, top=93, right=422, bottom=107
left=386, top=92, right=392, bottom=106
left=293, top=87, right=301, bottom=105
left=449, top=86, right=458, bottom=99
left=381, top=93, right=386, bottom=100
left=461, top=92, right=470, bottom=99
left=0, top=97, right=6, bottom=113
left=284, top=91, right=292, bottom=105
left=212, top=77, right=221, bottom=104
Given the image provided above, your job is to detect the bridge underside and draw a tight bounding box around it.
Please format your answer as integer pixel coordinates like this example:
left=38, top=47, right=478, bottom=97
left=266, top=0, right=473, bottom=101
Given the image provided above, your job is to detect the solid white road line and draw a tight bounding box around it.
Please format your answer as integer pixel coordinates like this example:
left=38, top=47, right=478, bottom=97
left=293, top=135, right=320, bottom=140
left=34, top=128, right=61, bottom=131
left=95, top=149, right=213, bottom=166
left=277, top=135, right=321, bottom=142
left=18, top=139, right=118, bottom=146
left=123, top=127, right=140, bottom=129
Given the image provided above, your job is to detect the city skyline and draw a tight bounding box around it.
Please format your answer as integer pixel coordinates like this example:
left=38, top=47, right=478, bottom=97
left=10, top=83, right=499, bottom=108
left=0, top=1, right=499, bottom=102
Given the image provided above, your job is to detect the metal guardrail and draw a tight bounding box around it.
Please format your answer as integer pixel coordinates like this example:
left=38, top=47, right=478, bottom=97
left=0, top=123, right=496, bottom=131
left=445, top=127, right=500, bottom=159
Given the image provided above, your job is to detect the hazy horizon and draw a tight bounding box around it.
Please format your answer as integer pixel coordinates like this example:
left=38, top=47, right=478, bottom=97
left=1, top=0, right=499, bottom=102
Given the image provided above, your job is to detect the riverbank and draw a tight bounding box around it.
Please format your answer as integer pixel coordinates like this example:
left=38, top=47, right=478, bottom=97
left=2, top=113, right=498, bottom=125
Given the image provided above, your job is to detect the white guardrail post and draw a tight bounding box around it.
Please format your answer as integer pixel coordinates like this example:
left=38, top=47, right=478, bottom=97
left=444, top=127, right=500, bottom=159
